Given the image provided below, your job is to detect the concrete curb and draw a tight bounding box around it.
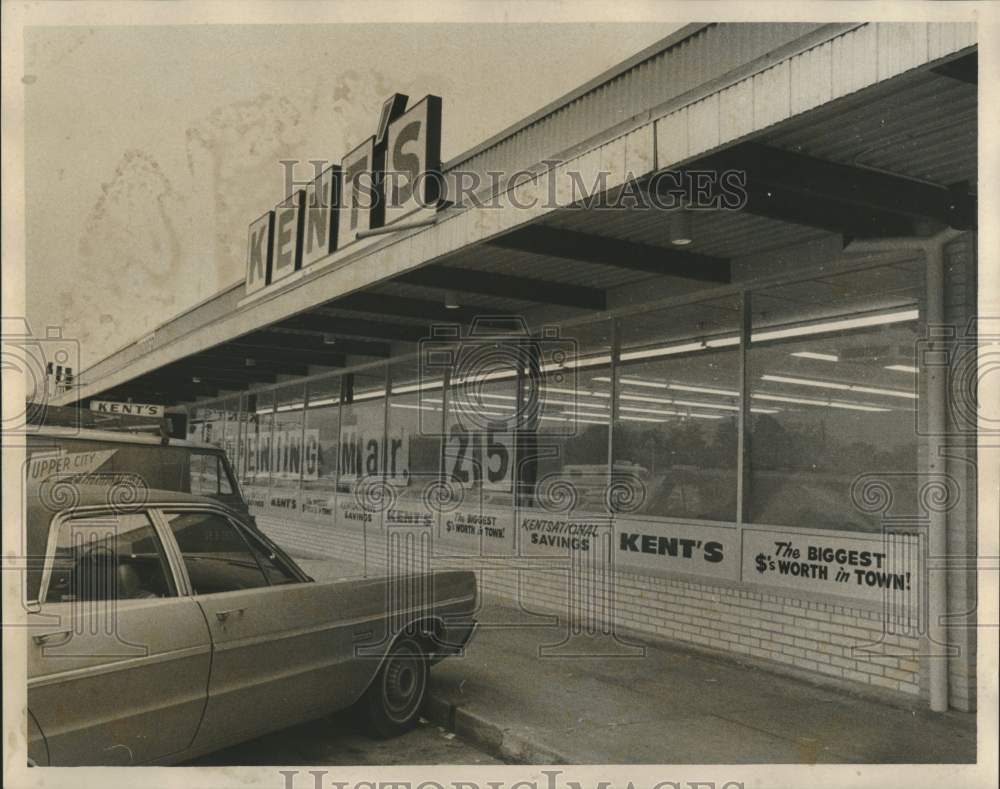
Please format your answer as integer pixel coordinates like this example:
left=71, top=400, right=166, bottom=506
left=424, top=691, right=573, bottom=765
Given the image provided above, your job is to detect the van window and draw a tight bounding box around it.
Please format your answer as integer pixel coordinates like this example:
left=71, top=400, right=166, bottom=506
left=190, top=452, right=233, bottom=496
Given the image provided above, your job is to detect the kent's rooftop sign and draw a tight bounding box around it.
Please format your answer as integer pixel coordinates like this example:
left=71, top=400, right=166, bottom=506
left=245, top=93, right=442, bottom=297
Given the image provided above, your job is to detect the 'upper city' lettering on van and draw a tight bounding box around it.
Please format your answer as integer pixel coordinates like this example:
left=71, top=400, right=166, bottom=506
left=245, top=93, right=442, bottom=296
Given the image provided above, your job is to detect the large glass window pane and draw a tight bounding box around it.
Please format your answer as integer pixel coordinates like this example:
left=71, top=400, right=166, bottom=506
left=524, top=321, right=612, bottom=515
left=241, top=390, right=273, bottom=507
left=219, top=396, right=240, bottom=465
left=387, top=359, right=443, bottom=511
left=444, top=340, right=518, bottom=510
left=301, top=376, right=340, bottom=518
left=338, top=369, right=387, bottom=496
left=748, top=263, right=923, bottom=532
left=272, top=383, right=306, bottom=492
left=613, top=296, right=741, bottom=523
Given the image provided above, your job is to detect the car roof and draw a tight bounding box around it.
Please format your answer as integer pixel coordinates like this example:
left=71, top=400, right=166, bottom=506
left=29, top=425, right=221, bottom=449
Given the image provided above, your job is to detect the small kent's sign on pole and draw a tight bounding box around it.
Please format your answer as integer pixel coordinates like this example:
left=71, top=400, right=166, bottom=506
left=90, top=400, right=165, bottom=418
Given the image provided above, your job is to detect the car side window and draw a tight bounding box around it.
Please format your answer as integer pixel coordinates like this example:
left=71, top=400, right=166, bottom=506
left=164, top=510, right=269, bottom=594
left=242, top=530, right=300, bottom=586
left=44, top=512, right=176, bottom=604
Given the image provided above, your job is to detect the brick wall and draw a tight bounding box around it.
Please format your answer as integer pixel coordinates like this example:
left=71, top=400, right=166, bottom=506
left=257, top=513, right=924, bottom=698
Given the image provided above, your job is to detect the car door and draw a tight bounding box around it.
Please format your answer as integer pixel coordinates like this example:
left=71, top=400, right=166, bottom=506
left=27, top=509, right=212, bottom=766
left=156, top=507, right=374, bottom=752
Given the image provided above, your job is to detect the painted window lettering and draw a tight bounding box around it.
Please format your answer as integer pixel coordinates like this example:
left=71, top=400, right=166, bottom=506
left=619, top=531, right=725, bottom=563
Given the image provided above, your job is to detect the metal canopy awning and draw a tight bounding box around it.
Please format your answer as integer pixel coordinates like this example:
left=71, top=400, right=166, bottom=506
left=61, top=24, right=976, bottom=409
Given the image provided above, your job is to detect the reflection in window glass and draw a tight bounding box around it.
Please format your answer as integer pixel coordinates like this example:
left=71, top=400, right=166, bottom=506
left=242, top=391, right=274, bottom=491
left=219, top=396, right=240, bottom=466
left=302, top=376, right=341, bottom=498
left=272, top=384, right=305, bottom=491
left=613, top=296, right=741, bottom=522
left=387, top=360, right=443, bottom=504
left=523, top=321, right=612, bottom=514
left=165, top=511, right=269, bottom=594
left=446, top=348, right=518, bottom=510
left=189, top=452, right=220, bottom=496
left=45, top=513, right=175, bottom=603
left=749, top=264, right=923, bottom=532
left=338, top=370, right=387, bottom=494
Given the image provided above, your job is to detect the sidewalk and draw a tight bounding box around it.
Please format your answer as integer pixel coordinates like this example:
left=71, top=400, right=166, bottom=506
left=423, top=603, right=976, bottom=764
left=289, top=555, right=975, bottom=763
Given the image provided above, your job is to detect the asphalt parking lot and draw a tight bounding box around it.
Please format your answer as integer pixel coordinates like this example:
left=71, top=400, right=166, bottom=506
left=187, top=708, right=501, bottom=766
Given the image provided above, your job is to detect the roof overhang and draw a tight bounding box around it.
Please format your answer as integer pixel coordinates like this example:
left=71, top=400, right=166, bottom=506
left=58, top=21, right=977, bottom=408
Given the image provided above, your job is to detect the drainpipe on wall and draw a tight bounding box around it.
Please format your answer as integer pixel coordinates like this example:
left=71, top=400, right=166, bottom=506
left=843, top=227, right=964, bottom=713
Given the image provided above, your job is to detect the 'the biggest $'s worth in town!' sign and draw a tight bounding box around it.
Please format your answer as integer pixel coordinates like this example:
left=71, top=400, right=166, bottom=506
left=245, top=93, right=443, bottom=296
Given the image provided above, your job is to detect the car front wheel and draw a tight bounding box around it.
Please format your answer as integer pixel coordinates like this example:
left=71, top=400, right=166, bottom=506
left=362, top=635, right=429, bottom=737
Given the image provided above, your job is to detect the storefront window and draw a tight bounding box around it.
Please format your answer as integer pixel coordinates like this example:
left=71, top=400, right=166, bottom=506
left=302, top=375, right=340, bottom=499
left=523, top=321, right=612, bottom=514
left=445, top=343, right=518, bottom=511
left=387, top=360, right=443, bottom=505
left=613, top=296, right=741, bottom=522
left=337, top=368, right=387, bottom=495
left=242, top=390, right=274, bottom=494
left=271, top=383, right=305, bottom=491
left=748, top=262, right=923, bottom=532
left=219, top=396, right=239, bottom=465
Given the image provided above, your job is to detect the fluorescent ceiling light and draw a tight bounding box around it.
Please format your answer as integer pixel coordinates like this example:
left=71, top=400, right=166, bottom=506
left=390, top=403, right=440, bottom=412
left=752, top=393, right=891, bottom=412
left=791, top=351, right=840, bottom=362
left=705, top=336, right=740, bottom=348
left=752, top=308, right=918, bottom=343
left=308, top=397, right=338, bottom=407
left=669, top=383, right=739, bottom=397
left=351, top=389, right=386, bottom=402
left=885, top=365, right=919, bottom=374
left=761, top=374, right=917, bottom=400
left=540, top=354, right=612, bottom=373
left=392, top=379, right=444, bottom=394
left=545, top=398, right=609, bottom=411
left=621, top=341, right=706, bottom=361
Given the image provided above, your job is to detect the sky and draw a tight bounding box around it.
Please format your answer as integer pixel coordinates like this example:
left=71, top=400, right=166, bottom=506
left=24, top=22, right=682, bottom=369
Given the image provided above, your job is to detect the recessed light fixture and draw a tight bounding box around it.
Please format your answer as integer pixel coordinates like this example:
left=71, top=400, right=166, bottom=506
left=669, top=210, right=693, bottom=246
left=791, top=351, right=840, bottom=362
left=444, top=291, right=460, bottom=310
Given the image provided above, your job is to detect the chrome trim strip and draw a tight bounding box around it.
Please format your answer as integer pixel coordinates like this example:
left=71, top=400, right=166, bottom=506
left=28, top=643, right=211, bottom=689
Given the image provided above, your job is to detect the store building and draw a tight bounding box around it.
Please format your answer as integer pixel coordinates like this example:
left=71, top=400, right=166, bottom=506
left=57, top=23, right=979, bottom=711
